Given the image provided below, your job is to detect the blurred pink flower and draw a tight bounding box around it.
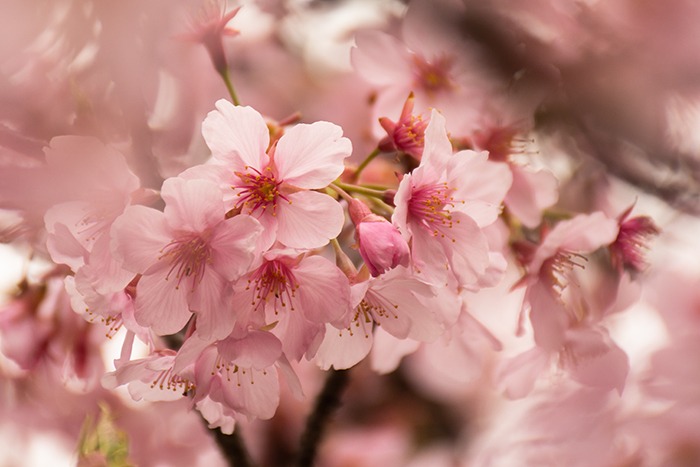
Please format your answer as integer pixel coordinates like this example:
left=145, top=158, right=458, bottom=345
left=183, top=2, right=241, bottom=75
left=609, top=205, right=660, bottom=274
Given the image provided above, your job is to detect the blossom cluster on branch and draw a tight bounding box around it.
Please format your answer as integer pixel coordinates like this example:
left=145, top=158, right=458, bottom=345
left=1, top=0, right=698, bottom=465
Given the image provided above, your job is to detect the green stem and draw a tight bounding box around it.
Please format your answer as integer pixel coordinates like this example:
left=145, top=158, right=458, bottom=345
left=333, top=181, right=386, bottom=199
left=328, top=183, right=353, bottom=203
left=352, top=148, right=381, bottom=182
left=220, top=68, right=240, bottom=106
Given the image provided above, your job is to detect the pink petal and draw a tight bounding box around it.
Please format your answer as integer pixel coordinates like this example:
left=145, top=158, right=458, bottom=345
left=494, top=346, right=551, bottom=399
left=45, top=218, right=88, bottom=270
left=527, top=281, right=569, bottom=352
left=531, top=212, right=619, bottom=273
left=190, top=269, right=233, bottom=341
left=272, top=311, right=324, bottom=362
left=111, top=205, right=171, bottom=273
left=565, top=327, right=629, bottom=394
left=202, top=101, right=269, bottom=171
left=445, top=212, right=490, bottom=286
left=294, top=255, right=352, bottom=324
left=209, top=214, right=262, bottom=282
left=505, top=166, right=559, bottom=228
left=315, top=323, right=373, bottom=371
left=217, top=330, right=282, bottom=369
left=370, top=328, right=420, bottom=374
left=161, top=177, right=225, bottom=233
left=135, top=271, right=192, bottom=336
left=410, top=225, right=450, bottom=284
left=275, top=191, right=344, bottom=249
left=419, top=109, right=452, bottom=171
left=448, top=153, right=512, bottom=227
left=221, top=367, right=280, bottom=420
left=351, top=30, right=413, bottom=86
left=274, top=121, right=351, bottom=189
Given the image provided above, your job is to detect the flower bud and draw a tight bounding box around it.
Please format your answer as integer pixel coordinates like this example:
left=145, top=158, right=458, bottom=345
left=348, top=199, right=409, bottom=277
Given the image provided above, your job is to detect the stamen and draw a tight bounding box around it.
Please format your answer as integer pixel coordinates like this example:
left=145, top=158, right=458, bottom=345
left=158, top=234, right=212, bottom=290
left=233, top=166, right=290, bottom=216
left=246, top=260, right=299, bottom=314
left=409, top=182, right=460, bottom=242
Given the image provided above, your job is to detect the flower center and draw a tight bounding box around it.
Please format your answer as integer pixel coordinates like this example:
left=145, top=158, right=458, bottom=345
left=358, top=290, right=399, bottom=322
left=247, top=260, right=299, bottom=314
left=412, top=55, right=453, bottom=94
left=542, top=251, right=587, bottom=295
left=394, top=115, right=428, bottom=157
left=158, top=234, right=211, bottom=290
left=233, top=166, right=289, bottom=216
left=409, top=182, right=461, bottom=240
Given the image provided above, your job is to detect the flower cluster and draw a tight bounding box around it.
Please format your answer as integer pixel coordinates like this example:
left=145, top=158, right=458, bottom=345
left=4, top=0, right=698, bottom=465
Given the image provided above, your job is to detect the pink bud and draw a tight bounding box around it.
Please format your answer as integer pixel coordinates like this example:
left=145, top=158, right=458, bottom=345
left=348, top=199, right=410, bottom=277
left=377, top=93, right=429, bottom=160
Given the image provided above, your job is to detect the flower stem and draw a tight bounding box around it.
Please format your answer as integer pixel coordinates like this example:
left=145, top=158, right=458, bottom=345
left=328, top=183, right=353, bottom=202
left=295, top=368, right=351, bottom=467
left=352, top=148, right=381, bottom=182
left=220, top=68, right=241, bottom=106
left=211, top=426, right=255, bottom=467
left=333, top=181, right=386, bottom=199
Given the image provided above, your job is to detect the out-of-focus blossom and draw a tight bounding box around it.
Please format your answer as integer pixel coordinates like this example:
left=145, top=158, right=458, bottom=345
left=609, top=205, right=661, bottom=274
left=183, top=2, right=241, bottom=75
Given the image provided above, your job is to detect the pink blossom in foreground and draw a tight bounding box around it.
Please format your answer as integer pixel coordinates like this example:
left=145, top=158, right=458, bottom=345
left=393, top=110, right=512, bottom=288
left=193, top=100, right=351, bottom=249
left=111, top=177, right=262, bottom=339
left=172, top=330, right=298, bottom=433
left=348, top=198, right=409, bottom=277
left=233, top=249, right=352, bottom=362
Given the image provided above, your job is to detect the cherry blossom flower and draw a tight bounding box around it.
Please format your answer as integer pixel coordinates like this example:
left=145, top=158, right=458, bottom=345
left=392, top=109, right=512, bottom=288
left=232, top=249, right=352, bottom=361
left=171, top=329, right=300, bottom=433
left=314, top=266, right=447, bottom=371
left=609, top=205, right=660, bottom=274
left=498, top=212, right=629, bottom=397
left=111, top=177, right=262, bottom=339
left=190, top=100, right=351, bottom=250
left=351, top=0, right=495, bottom=139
